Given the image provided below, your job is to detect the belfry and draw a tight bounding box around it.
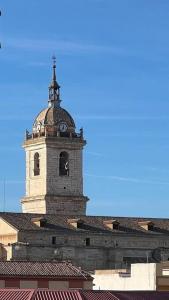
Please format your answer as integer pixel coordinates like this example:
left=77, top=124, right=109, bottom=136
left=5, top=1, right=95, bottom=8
left=21, top=58, right=89, bottom=215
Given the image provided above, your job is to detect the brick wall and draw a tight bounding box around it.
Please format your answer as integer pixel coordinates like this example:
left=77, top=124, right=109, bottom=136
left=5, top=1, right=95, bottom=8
left=0, top=278, right=92, bottom=290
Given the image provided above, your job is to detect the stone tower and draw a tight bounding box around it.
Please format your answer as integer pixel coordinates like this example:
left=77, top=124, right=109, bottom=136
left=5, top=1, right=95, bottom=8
left=21, top=59, right=89, bottom=215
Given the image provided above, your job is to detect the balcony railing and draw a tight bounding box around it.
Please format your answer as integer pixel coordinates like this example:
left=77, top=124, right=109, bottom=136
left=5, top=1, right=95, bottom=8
left=25, top=128, right=83, bottom=141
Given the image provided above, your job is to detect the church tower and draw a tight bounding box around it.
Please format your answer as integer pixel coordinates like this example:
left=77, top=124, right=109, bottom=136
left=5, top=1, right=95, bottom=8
left=21, top=58, right=89, bottom=215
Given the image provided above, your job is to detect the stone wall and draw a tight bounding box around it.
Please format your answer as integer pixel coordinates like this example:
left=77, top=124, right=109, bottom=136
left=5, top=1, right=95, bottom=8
left=25, top=143, right=47, bottom=197
left=46, top=146, right=83, bottom=196
left=10, top=230, right=169, bottom=270
left=22, top=136, right=87, bottom=215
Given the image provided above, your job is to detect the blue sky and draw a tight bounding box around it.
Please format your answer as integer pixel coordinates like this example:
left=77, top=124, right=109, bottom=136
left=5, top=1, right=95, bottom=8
left=1, top=0, right=169, bottom=217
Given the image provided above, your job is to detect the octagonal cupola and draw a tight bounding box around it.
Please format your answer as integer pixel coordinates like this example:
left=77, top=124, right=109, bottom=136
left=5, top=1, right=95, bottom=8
left=28, top=57, right=82, bottom=140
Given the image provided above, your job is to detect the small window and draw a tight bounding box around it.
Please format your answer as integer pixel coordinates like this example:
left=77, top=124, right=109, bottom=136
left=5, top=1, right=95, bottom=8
left=38, top=280, right=49, bottom=288
left=85, top=238, right=90, bottom=246
left=69, top=281, right=83, bottom=288
left=5, top=280, right=20, bottom=288
left=59, top=151, right=69, bottom=176
left=52, top=237, right=56, bottom=244
left=113, top=223, right=119, bottom=230
left=148, top=224, right=154, bottom=231
left=34, top=152, right=40, bottom=176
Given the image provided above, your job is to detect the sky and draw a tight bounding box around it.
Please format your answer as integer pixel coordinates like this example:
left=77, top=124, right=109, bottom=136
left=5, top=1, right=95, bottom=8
left=1, top=0, right=169, bottom=217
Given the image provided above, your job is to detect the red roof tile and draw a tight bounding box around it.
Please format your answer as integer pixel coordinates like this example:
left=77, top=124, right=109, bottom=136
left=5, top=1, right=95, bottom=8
left=0, top=289, right=34, bottom=300
left=33, top=290, right=82, bottom=300
left=0, top=290, right=169, bottom=300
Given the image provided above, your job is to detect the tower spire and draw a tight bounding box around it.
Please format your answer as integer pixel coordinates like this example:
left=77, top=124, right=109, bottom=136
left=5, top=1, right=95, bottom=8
left=52, top=55, right=56, bottom=82
left=48, top=56, right=61, bottom=108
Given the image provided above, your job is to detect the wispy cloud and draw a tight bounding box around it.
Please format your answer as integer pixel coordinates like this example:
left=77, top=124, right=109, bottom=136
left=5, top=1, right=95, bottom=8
left=2, top=113, right=168, bottom=122
left=3, top=37, right=167, bottom=63
left=5, top=37, right=123, bottom=55
left=85, top=151, right=103, bottom=157
left=85, top=173, right=169, bottom=185
left=76, top=114, right=169, bottom=121
left=27, top=61, right=49, bottom=67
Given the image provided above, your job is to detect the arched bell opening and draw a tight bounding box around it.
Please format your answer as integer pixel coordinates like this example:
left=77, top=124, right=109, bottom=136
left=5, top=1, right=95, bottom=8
left=59, top=151, right=69, bottom=176
left=34, top=152, right=40, bottom=176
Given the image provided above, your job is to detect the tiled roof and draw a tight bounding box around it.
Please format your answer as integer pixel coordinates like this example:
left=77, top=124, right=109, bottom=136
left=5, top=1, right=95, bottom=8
left=0, top=289, right=34, bottom=300
left=0, top=290, right=169, bottom=300
left=110, top=291, right=169, bottom=300
left=82, top=291, right=169, bottom=300
left=33, top=290, right=82, bottom=300
left=0, top=261, right=91, bottom=279
left=81, top=291, right=117, bottom=300
left=34, top=106, right=75, bottom=129
left=1, top=212, right=169, bottom=236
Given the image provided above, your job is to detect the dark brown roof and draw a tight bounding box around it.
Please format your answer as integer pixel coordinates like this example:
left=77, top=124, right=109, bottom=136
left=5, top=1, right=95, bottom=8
left=111, top=291, right=169, bottom=300
left=82, top=291, right=117, bottom=300
left=1, top=212, right=169, bottom=236
left=82, top=291, right=169, bottom=300
left=0, top=261, right=91, bottom=279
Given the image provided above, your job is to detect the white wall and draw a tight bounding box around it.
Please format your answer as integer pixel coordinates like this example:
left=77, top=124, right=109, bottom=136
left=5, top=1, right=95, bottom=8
left=93, top=263, right=157, bottom=290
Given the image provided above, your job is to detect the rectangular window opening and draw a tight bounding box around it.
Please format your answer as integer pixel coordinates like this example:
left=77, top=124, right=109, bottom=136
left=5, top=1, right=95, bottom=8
left=52, top=236, right=56, bottom=245
left=85, top=238, right=90, bottom=246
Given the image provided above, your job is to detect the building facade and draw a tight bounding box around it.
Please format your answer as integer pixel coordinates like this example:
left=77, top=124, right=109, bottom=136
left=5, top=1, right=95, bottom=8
left=0, top=261, right=92, bottom=290
left=93, top=262, right=169, bottom=291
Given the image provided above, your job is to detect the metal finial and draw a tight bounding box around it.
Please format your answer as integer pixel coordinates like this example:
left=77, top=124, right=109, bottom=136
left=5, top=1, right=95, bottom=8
left=52, top=55, right=56, bottom=67
left=52, top=55, right=56, bottom=81
left=48, top=55, right=61, bottom=107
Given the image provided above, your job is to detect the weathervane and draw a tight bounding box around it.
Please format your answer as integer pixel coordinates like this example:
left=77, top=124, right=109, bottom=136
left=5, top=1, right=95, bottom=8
left=52, top=55, right=56, bottom=66
left=48, top=55, right=61, bottom=107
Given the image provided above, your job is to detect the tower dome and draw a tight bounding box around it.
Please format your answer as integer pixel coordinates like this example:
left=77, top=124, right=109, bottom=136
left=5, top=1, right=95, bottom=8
left=31, top=57, right=78, bottom=138
left=33, top=106, right=76, bottom=135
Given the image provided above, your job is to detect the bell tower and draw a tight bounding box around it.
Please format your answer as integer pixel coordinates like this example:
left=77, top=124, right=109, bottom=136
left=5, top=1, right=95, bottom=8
left=21, top=58, right=89, bottom=215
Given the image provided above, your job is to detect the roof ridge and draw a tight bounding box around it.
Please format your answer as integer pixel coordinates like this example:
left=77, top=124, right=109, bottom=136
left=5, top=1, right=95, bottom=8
left=1, top=211, right=169, bottom=220
left=67, top=262, right=89, bottom=279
